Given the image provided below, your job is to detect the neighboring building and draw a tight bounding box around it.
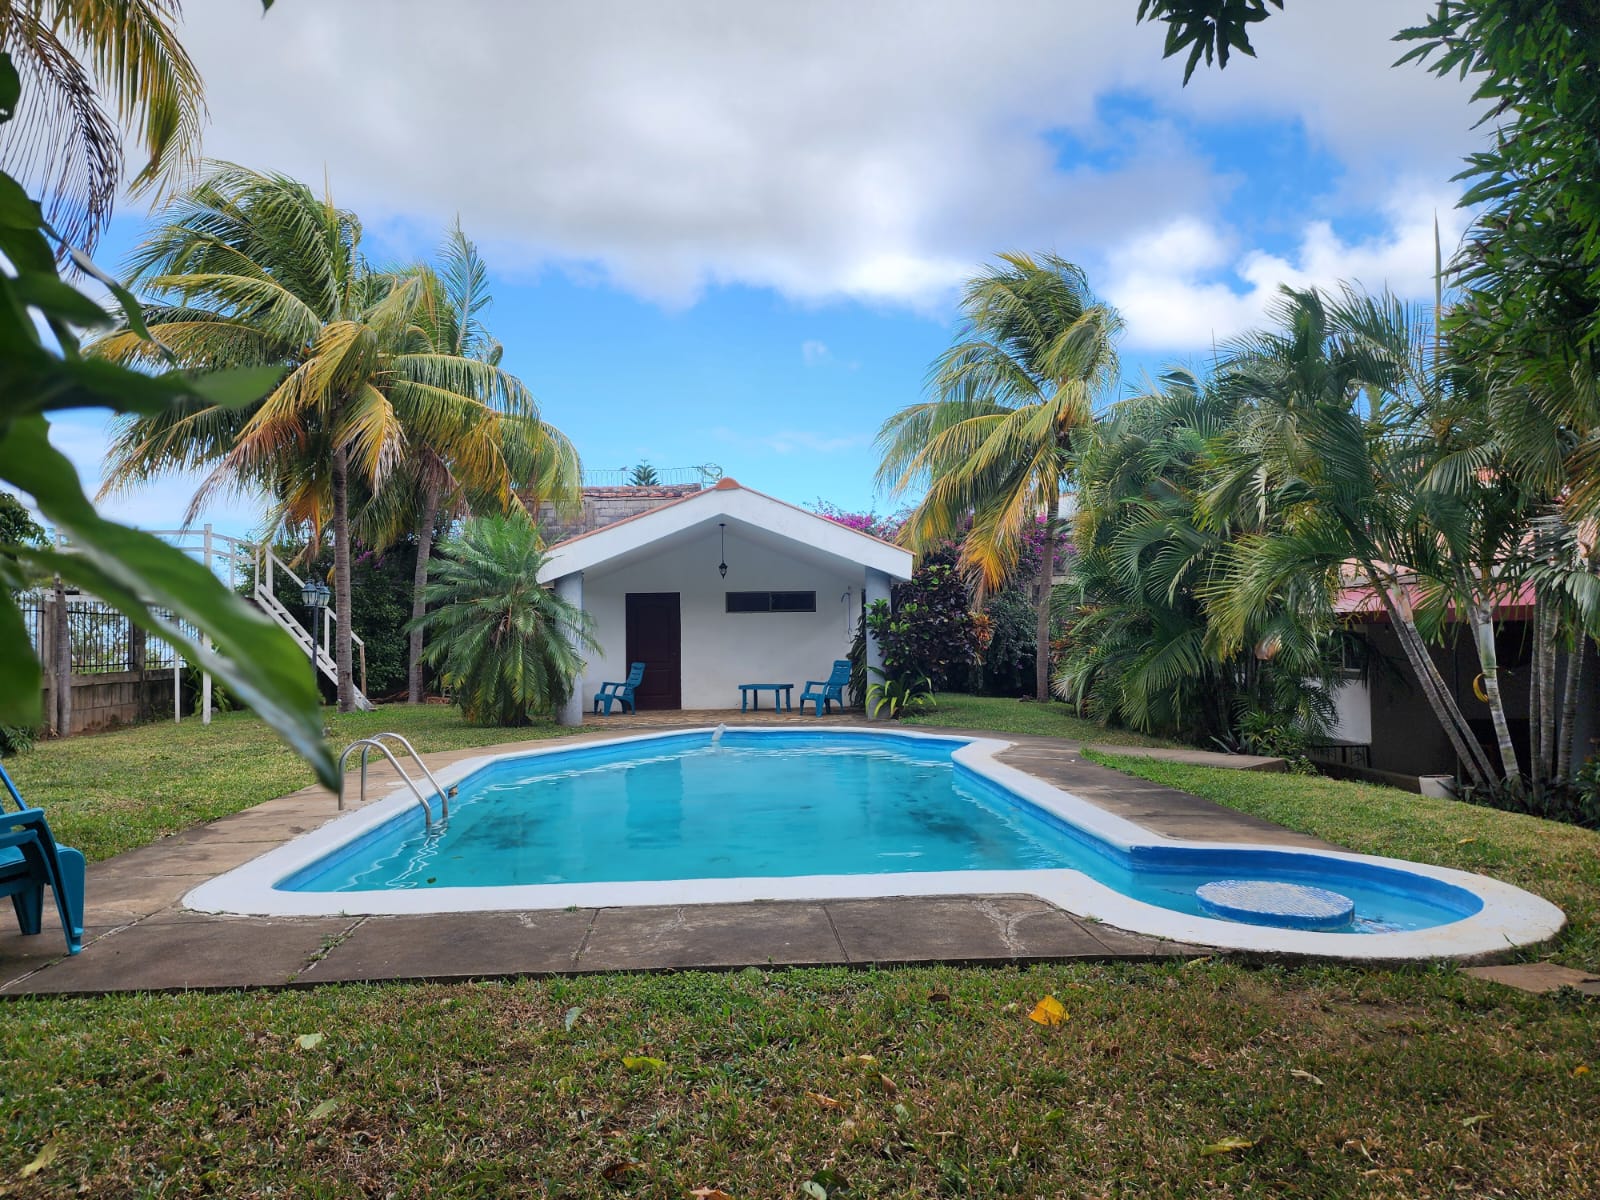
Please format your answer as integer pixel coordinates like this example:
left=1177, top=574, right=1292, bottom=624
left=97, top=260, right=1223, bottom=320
left=1321, top=579, right=1599, bottom=785
left=536, top=478, right=914, bottom=725
left=527, top=483, right=705, bottom=544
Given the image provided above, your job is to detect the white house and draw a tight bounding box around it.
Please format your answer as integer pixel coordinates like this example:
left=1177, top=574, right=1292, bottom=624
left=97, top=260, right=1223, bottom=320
left=536, top=478, right=915, bottom=724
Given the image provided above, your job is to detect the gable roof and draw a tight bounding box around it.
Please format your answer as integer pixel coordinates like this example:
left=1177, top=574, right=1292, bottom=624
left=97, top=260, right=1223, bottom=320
left=537, top=478, right=914, bottom=582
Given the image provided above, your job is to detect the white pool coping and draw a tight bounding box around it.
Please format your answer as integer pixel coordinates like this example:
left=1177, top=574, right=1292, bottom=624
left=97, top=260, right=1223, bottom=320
left=184, top=726, right=1566, bottom=962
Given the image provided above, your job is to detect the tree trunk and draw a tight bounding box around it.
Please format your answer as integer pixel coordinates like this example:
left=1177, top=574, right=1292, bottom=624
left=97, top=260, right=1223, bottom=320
left=1535, top=594, right=1557, bottom=785
left=1469, top=601, right=1522, bottom=789
left=1558, top=639, right=1584, bottom=781
left=407, top=475, right=443, bottom=704
left=1034, top=521, right=1056, bottom=702
left=332, top=442, right=356, bottom=713
left=1360, top=555, right=1495, bottom=788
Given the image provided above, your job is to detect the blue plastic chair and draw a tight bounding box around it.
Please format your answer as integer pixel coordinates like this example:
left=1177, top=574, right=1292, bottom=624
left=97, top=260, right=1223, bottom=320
left=593, top=662, right=646, bottom=715
left=1, top=761, right=84, bottom=955
left=800, top=659, right=852, bottom=716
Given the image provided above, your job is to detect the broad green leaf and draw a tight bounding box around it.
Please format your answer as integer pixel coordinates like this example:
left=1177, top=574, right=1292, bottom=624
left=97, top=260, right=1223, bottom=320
left=186, top=365, right=286, bottom=409
left=0, top=588, right=43, bottom=728
left=296, top=1032, right=325, bottom=1050
left=563, top=1005, right=583, bottom=1032
left=307, top=1098, right=339, bottom=1120
left=3, top=273, right=113, bottom=329
left=0, top=416, right=334, bottom=786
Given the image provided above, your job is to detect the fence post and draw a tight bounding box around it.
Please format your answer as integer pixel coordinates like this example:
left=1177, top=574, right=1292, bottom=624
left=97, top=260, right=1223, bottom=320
left=51, top=568, right=71, bottom=737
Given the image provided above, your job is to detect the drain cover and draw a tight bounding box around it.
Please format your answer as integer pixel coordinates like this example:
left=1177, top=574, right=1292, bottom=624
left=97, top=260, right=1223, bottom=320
left=1196, top=880, right=1356, bottom=931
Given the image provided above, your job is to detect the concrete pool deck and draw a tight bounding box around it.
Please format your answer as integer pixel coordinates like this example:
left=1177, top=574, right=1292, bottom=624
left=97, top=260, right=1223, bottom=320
left=1, top=720, right=1318, bottom=996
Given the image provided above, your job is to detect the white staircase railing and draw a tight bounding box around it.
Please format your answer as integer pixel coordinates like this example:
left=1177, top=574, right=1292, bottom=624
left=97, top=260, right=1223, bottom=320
left=137, top=526, right=374, bottom=712
left=253, top=543, right=373, bottom=710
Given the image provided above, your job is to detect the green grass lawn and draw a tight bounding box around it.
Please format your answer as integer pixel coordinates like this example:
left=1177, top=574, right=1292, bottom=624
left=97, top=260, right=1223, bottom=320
left=2, top=706, right=565, bottom=862
left=905, top=693, right=1176, bottom=747
left=5, top=713, right=1600, bottom=1196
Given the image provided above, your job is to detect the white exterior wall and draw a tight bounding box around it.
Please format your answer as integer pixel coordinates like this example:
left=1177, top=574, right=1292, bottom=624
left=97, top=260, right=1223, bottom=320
left=578, top=525, right=861, bottom=710
left=1328, top=677, right=1372, bottom=744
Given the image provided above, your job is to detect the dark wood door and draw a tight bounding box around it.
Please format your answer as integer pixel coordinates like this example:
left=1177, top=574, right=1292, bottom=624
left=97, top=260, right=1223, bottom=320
left=624, top=592, right=681, bottom=709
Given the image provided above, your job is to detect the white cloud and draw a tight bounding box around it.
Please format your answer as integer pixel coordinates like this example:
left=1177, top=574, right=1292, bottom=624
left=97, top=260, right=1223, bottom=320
left=711, top=426, right=872, bottom=456
left=1103, top=187, right=1469, bottom=351
left=162, top=0, right=1483, bottom=310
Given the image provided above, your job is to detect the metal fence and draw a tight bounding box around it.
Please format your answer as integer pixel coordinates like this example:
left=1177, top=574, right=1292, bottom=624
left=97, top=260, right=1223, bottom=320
left=17, top=590, right=191, bottom=674
left=580, top=463, right=723, bottom=488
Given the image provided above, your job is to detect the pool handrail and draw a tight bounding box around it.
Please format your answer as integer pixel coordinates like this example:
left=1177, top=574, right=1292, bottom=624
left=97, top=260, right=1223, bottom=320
left=337, top=736, right=449, bottom=830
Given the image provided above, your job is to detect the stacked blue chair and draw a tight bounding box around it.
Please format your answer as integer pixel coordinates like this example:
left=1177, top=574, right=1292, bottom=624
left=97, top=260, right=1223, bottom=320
left=593, top=662, right=647, bottom=715
left=1, top=761, right=84, bottom=954
left=800, top=660, right=852, bottom=716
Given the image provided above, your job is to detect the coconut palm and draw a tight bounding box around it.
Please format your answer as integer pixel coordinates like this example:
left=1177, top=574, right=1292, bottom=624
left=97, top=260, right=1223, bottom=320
left=410, top=512, right=597, bottom=725
left=355, top=224, right=580, bottom=703
left=0, top=0, right=207, bottom=248
left=876, top=252, right=1121, bottom=700
left=93, top=165, right=547, bottom=711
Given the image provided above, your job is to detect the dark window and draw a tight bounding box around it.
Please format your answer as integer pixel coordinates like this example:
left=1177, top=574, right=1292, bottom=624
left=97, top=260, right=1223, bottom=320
left=770, top=591, right=816, bottom=612
left=725, top=590, right=816, bottom=614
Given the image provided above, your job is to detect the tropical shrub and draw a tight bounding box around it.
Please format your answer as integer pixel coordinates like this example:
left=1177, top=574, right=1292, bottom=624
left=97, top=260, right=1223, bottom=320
left=865, top=669, right=936, bottom=720
left=410, top=514, right=596, bottom=725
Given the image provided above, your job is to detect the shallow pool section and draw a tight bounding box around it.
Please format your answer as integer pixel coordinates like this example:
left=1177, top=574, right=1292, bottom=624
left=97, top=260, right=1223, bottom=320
left=187, top=727, right=1566, bottom=961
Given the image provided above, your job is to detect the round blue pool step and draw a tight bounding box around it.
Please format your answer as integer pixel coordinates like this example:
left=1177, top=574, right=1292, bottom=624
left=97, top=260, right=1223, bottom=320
left=1195, top=880, right=1356, bottom=931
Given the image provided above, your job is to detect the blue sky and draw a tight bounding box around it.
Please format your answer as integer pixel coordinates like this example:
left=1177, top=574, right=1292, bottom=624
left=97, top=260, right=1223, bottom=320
left=50, top=0, right=1487, bottom=537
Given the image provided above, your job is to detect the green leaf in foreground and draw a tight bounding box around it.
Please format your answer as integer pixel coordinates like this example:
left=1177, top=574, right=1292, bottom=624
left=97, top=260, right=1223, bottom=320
left=296, top=1032, right=325, bottom=1050
left=622, top=1055, right=668, bottom=1073
left=0, top=416, right=334, bottom=786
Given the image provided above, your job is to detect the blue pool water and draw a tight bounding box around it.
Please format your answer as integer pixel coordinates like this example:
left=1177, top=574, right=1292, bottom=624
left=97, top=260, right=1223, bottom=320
left=281, top=731, right=1482, bottom=934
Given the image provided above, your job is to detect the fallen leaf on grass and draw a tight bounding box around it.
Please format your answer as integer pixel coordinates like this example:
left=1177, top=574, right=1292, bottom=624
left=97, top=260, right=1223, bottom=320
left=842, top=1053, right=876, bottom=1065
left=19, top=1139, right=60, bottom=1178
left=806, top=1091, right=841, bottom=1109
left=1574, top=1065, right=1590, bottom=1077
left=1289, top=1069, right=1324, bottom=1087
left=602, top=1160, right=645, bottom=1182
left=622, top=1055, right=669, bottom=1074
left=1457, top=837, right=1476, bottom=845
left=564, top=1006, right=583, bottom=1032
left=879, top=1073, right=898, bottom=1095
left=296, top=1033, right=325, bottom=1051
left=1199, top=1136, right=1258, bottom=1157
left=1027, top=995, right=1067, bottom=1026
left=688, top=1188, right=733, bottom=1199
left=928, top=991, right=950, bottom=1004
left=1460, top=1114, right=1491, bottom=1128
left=307, top=1099, right=339, bottom=1121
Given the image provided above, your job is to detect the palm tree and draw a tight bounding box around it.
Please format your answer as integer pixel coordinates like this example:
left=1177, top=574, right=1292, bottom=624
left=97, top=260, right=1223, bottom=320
left=0, top=0, right=207, bottom=248
left=356, top=224, right=580, bottom=703
left=877, top=252, right=1121, bottom=701
left=1058, top=369, right=1336, bottom=745
left=1205, top=286, right=1502, bottom=789
left=93, top=165, right=546, bottom=711
left=410, top=512, right=597, bottom=725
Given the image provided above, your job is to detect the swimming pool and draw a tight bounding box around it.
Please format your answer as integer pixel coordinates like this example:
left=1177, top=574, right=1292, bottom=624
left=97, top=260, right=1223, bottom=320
left=186, top=728, right=1565, bottom=960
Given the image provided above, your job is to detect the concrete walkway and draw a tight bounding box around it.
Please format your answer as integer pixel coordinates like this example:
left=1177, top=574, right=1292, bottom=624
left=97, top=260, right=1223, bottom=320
left=0, top=720, right=1309, bottom=996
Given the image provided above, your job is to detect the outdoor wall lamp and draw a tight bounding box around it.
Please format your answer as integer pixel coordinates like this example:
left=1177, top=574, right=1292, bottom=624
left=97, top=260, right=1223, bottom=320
left=718, top=522, right=728, bottom=578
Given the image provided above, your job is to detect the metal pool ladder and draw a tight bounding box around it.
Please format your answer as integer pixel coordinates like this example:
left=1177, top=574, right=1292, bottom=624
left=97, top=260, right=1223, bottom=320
left=338, top=733, right=451, bottom=830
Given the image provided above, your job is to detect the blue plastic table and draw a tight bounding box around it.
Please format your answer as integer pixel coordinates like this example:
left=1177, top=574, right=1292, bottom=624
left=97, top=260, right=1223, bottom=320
left=738, top=683, right=793, bottom=712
